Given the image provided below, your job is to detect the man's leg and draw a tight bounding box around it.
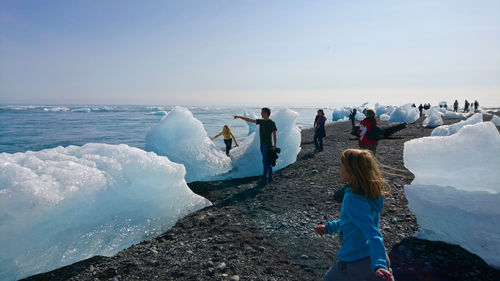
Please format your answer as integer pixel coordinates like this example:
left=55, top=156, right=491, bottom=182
left=260, top=145, right=269, bottom=181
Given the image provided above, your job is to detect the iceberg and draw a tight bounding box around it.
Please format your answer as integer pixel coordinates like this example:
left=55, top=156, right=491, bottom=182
left=491, top=115, right=500, bottom=126
left=243, top=110, right=258, bottom=136
left=431, top=113, right=482, bottom=136
left=145, top=106, right=233, bottom=182
left=404, top=122, right=500, bottom=268
left=0, top=143, right=211, bottom=280
left=422, top=107, right=444, bottom=128
left=389, top=104, right=420, bottom=124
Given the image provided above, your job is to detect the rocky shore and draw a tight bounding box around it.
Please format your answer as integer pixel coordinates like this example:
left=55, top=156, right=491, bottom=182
left=25, top=114, right=500, bottom=281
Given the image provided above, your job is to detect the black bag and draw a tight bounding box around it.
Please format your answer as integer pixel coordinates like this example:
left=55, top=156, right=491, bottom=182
left=368, top=124, right=384, bottom=141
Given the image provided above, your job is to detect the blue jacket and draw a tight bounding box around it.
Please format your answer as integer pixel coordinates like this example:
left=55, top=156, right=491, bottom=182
left=325, top=187, right=388, bottom=272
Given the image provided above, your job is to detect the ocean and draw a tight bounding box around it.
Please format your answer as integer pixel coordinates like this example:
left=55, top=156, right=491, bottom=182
left=0, top=105, right=325, bottom=154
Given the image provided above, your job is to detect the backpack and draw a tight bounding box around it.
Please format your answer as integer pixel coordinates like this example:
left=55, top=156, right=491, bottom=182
left=368, top=124, right=384, bottom=141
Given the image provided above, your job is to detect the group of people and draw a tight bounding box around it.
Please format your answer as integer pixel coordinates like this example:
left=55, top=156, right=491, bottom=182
left=212, top=107, right=392, bottom=280
left=456, top=99, right=479, bottom=113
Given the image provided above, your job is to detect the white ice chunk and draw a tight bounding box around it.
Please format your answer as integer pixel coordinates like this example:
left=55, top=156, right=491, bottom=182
left=244, top=110, right=258, bottom=136
left=443, top=110, right=465, bottom=120
left=145, top=106, right=232, bottom=182
left=405, top=122, right=500, bottom=192
left=491, top=115, right=500, bottom=126
left=431, top=113, right=482, bottom=136
left=380, top=113, right=390, bottom=121
left=422, top=107, right=444, bottom=128
left=405, top=185, right=500, bottom=269
left=404, top=122, right=500, bottom=268
left=71, top=108, right=91, bottom=113
left=0, top=143, right=211, bottom=280
left=389, top=104, right=420, bottom=124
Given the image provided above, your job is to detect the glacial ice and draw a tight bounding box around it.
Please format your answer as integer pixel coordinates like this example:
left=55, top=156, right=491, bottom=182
left=145, top=106, right=233, bottom=182
left=422, top=107, right=444, bottom=128
left=389, top=104, right=420, bottom=124
left=491, top=114, right=500, bottom=126
left=404, top=122, right=500, bottom=268
left=431, top=113, right=482, bottom=136
left=0, top=143, right=211, bottom=280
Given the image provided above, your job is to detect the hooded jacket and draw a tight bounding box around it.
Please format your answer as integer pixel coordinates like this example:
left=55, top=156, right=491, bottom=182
left=325, top=187, right=388, bottom=272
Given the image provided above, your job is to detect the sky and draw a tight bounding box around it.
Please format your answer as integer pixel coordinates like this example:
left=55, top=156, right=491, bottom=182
left=1, top=0, right=499, bottom=107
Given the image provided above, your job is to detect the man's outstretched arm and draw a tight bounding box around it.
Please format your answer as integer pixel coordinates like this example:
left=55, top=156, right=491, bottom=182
left=234, top=115, right=256, bottom=123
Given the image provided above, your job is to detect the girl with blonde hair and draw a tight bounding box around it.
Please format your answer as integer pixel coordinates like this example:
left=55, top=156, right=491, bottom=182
left=211, top=125, right=238, bottom=156
left=314, top=149, right=394, bottom=281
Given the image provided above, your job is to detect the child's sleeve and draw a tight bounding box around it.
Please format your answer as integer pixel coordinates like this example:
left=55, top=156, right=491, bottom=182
left=211, top=132, right=222, bottom=140
left=231, top=133, right=238, bottom=146
left=344, top=196, right=388, bottom=272
left=325, top=220, right=340, bottom=235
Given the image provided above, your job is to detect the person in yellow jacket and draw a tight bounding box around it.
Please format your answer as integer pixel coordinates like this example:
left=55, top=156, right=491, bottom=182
left=211, top=125, right=239, bottom=156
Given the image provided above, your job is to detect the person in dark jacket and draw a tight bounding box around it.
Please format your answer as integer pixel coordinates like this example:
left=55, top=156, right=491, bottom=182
left=314, top=109, right=327, bottom=152
left=234, top=107, right=277, bottom=184
left=349, top=109, right=357, bottom=128
left=357, top=109, right=379, bottom=154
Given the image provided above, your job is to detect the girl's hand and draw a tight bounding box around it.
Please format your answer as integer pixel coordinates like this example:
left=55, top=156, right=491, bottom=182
left=375, top=268, right=394, bottom=281
left=314, top=224, right=327, bottom=235
left=236, top=144, right=239, bottom=147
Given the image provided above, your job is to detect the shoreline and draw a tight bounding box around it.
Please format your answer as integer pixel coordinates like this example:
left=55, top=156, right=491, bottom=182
left=24, top=115, right=500, bottom=281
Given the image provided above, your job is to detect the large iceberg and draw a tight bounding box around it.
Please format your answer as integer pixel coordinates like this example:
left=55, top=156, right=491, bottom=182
left=389, top=104, right=420, bottom=124
left=404, top=122, right=500, bottom=268
left=0, top=143, right=211, bottom=280
left=431, top=113, right=482, bottom=136
left=145, top=106, right=232, bottom=182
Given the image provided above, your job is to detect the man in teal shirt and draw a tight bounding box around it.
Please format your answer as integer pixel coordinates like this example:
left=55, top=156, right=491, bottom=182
left=234, top=107, right=277, bottom=183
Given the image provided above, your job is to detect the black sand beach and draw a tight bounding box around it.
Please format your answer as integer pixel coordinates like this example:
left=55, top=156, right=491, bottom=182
left=24, top=114, right=500, bottom=281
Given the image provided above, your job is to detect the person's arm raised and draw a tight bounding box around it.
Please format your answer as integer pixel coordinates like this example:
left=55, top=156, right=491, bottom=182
left=233, top=115, right=256, bottom=123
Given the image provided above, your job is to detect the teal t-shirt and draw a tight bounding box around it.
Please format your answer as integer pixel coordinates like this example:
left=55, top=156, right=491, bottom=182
left=256, top=119, right=277, bottom=146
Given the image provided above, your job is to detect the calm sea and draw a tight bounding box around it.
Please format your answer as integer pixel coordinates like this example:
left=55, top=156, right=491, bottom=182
left=0, top=105, right=326, bottom=154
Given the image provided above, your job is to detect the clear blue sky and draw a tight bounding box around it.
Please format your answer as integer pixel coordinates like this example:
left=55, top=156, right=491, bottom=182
left=1, top=0, right=499, bottom=107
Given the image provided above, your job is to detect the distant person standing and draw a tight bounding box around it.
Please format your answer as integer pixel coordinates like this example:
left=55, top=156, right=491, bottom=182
left=349, top=109, right=357, bottom=128
left=357, top=109, right=380, bottom=154
left=234, top=108, right=277, bottom=184
left=313, top=109, right=327, bottom=152
left=211, top=125, right=239, bottom=156
left=464, top=100, right=470, bottom=113
left=418, top=104, right=423, bottom=117
left=454, top=100, right=459, bottom=112
left=474, top=100, right=479, bottom=112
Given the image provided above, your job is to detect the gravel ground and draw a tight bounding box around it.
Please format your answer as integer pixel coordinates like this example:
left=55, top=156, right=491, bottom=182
left=24, top=112, right=500, bottom=281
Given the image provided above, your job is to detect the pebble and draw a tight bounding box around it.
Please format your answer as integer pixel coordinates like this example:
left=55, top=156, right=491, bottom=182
left=231, top=275, right=240, bottom=281
left=217, top=262, right=227, bottom=271
left=300, top=255, right=309, bottom=260
left=390, top=217, right=398, bottom=224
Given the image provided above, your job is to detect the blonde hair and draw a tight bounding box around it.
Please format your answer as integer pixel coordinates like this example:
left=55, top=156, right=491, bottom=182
left=341, top=149, right=390, bottom=199
left=223, top=125, right=231, bottom=134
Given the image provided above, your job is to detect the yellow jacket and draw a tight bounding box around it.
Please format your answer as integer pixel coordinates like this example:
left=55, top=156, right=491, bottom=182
left=211, top=131, right=238, bottom=146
